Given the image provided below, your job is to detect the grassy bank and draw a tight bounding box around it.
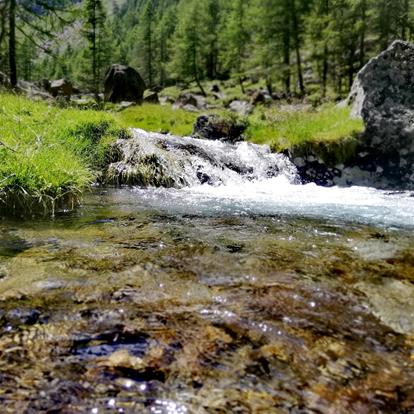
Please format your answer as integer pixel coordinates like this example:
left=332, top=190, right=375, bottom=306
left=246, top=105, right=364, bottom=151
left=0, top=94, right=127, bottom=215
left=117, top=103, right=196, bottom=136
left=116, top=101, right=364, bottom=150
left=0, top=92, right=364, bottom=216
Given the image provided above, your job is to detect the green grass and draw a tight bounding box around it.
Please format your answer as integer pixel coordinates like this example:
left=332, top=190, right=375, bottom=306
left=0, top=93, right=127, bottom=215
left=116, top=103, right=197, bottom=136
left=246, top=105, right=364, bottom=151
left=0, top=92, right=364, bottom=216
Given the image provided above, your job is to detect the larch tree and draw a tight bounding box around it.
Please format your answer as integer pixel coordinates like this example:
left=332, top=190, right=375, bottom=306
left=169, top=0, right=209, bottom=95
left=0, top=0, right=73, bottom=87
left=221, top=0, right=250, bottom=92
left=82, top=0, right=109, bottom=96
left=155, top=2, right=177, bottom=86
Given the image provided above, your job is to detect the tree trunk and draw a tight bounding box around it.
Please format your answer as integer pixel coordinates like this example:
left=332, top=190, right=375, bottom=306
left=348, top=52, right=355, bottom=91
left=321, top=0, right=329, bottom=97
left=283, top=29, right=291, bottom=94
left=159, top=33, right=166, bottom=87
left=359, top=0, right=366, bottom=68
left=291, top=0, right=305, bottom=96
left=402, top=0, right=410, bottom=40
left=0, top=1, right=7, bottom=48
left=147, top=20, right=153, bottom=87
left=195, top=77, right=206, bottom=97
left=193, top=47, right=206, bottom=97
left=9, top=0, right=17, bottom=88
left=92, top=1, right=98, bottom=98
left=322, top=44, right=328, bottom=97
left=239, top=76, right=245, bottom=94
left=266, top=77, right=273, bottom=96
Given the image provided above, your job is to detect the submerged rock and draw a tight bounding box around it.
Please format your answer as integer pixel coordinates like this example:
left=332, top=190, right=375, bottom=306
left=357, top=279, right=414, bottom=334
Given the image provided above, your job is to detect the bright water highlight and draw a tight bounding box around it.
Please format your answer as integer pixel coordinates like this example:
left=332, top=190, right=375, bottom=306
left=113, top=129, right=414, bottom=229
left=129, top=179, right=414, bottom=229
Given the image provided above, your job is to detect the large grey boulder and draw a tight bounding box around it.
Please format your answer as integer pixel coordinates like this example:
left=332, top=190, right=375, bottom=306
left=173, top=93, right=206, bottom=111
left=104, top=65, right=146, bottom=104
left=349, top=40, right=414, bottom=151
left=228, top=100, right=253, bottom=116
left=289, top=41, right=414, bottom=189
left=49, top=79, right=73, bottom=98
left=345, top=40, right=414, bottom=188
left=192, top=114, right=246, bottom=143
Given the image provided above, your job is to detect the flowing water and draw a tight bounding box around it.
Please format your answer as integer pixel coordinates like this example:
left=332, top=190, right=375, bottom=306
left=1, top=132, right=414, bottom=413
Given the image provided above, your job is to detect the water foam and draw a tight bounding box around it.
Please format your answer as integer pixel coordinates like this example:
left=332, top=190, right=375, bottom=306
left=127, top=129, right=414, bottom=229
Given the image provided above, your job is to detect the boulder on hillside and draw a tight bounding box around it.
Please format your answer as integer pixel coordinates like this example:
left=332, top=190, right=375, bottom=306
left=349, top=40, right=414, bottom=143
left=228, top=100, right=253, bottom=116
left=290, top=40, right=414, bottom=190
left=104, top=64, right=146, bottom=104
left=143, top=91, right=160, bottom=104
left=192, top=114, right=246, bottom=143
left=173, top=93, right=206, bottom=110
left=0, top=71, right=9, bottom=85
left=250, top=90, right=271, bottom=106
left=49, top=79, right=73, bottom=98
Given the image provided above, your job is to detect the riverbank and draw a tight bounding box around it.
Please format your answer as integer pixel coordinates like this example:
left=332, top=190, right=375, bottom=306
left=0, top=92, right=363, bottom=216
left=0, top=94, right=128, bottom=215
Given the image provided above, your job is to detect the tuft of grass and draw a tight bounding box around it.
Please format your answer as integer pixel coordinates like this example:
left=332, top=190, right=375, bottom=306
left=0, top=93, right=127, bottom=215
left=246, top=104, right=364, bottom=151
left=116, top=103, right=198, bottom=136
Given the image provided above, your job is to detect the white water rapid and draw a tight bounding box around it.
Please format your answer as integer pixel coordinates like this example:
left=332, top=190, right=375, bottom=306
left=116, top=130, right=414, bottom=229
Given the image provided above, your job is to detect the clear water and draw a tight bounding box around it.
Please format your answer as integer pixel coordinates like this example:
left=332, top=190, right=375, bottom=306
left=1, top=133, right=414, bottom=413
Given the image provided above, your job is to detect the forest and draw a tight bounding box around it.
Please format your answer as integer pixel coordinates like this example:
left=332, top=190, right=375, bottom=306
left=0, top=0, right=414, bottom=99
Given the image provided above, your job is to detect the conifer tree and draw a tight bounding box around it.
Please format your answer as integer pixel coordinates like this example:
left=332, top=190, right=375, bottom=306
left=169, top=0, right=209, bottom=95
left=132, top=0, right=156, bottom=87
left=82, top=0, right=108, bottom=96
left=0, top=0, right=73, bottom=87
left=221, top=0, right=250, bottom=92
left=155, top=3, right=177, bottom=86
left=252, top=0, right=292, bottom=94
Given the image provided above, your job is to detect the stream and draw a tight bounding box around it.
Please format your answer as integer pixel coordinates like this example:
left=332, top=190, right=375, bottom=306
left=1, top=132, right=414, bottom=413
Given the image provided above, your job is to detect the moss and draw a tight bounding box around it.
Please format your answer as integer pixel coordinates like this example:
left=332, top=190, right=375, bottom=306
left=287, top=136, right=361, bottom=166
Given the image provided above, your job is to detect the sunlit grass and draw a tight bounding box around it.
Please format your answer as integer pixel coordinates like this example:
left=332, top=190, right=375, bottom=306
left=0, top=92, right=364, bottom=215
left=246, top=105, right=364, bottom=150
left=0, top=93, right=126, bottom=214
left=116, top=103, right=197, bottom=136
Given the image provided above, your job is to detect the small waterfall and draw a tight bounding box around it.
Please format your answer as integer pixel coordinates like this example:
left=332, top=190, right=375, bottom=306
left=107, top=129, right=299, bottom=188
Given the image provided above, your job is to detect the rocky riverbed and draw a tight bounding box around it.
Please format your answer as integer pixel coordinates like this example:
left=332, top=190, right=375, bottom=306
left=0, top=188, right=413, bottom=413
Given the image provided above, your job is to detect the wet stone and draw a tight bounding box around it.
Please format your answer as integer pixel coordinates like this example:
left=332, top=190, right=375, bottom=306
left=6, top=308, right=41, bottom=326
